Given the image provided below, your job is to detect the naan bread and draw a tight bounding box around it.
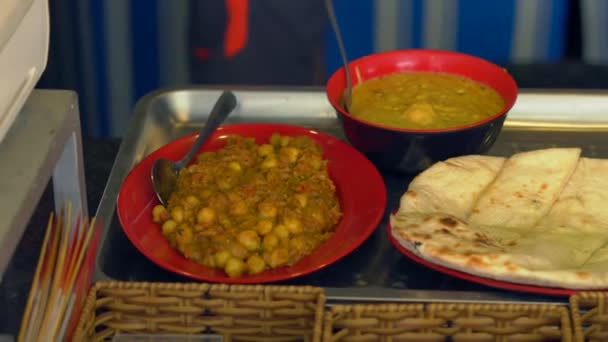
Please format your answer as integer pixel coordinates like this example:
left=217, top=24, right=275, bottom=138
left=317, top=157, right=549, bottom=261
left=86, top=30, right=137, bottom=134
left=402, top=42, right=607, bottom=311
left=390, top=148, right=608, bottom=289
left=390, top=212, right=608, bottom=289
left=539, top=157, right=608, bottom=233
left=469, top=148, right=581, bottom=229
left=399, top=155, right=505, bottom=220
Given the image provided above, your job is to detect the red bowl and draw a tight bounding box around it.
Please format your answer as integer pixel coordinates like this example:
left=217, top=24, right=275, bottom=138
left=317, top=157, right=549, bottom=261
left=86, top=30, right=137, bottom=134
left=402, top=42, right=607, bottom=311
left=116, top=123, right=386, bottom=283
left=326, top=49, right=518, bottom=173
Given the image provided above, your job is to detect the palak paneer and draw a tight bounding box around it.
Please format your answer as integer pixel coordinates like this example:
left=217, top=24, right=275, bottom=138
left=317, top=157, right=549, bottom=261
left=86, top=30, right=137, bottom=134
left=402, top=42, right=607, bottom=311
left=152, top=133, right=342, bottom=278
left=349, top=71, right=505, bottom=129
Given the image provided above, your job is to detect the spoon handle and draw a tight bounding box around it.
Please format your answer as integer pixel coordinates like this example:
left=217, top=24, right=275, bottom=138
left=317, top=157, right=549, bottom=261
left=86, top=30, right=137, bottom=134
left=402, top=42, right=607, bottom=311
left=177, top=90, right=238, bottom=169
left=324, top=0, right=353, bottom=109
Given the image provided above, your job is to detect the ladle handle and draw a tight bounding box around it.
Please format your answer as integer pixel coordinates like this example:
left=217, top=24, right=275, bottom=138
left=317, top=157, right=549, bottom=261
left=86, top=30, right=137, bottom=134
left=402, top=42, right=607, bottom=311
left=177, top=90, right=238, bottom=169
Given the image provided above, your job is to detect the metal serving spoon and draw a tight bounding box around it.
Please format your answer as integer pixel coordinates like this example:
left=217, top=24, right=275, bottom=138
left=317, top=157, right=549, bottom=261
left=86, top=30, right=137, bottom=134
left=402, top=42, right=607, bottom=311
left=324, top=0, right=353, bottom=111
left=151, top=90, right=237, bottom=206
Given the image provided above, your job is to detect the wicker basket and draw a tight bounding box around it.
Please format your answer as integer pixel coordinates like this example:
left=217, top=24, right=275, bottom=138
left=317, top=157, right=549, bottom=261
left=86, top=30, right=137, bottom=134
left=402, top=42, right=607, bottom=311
left=570, top=292, right=608, bottom=342
left=323, top=302, right=572, bottom=341
left=72, top=281, right=325, bottom=342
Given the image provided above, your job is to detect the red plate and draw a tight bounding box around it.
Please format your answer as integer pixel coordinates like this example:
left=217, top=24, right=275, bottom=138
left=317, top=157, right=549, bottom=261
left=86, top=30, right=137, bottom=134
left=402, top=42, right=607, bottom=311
left=386, top=221, right=584, bottom=296
left=117, top=123, right=386, bottom=283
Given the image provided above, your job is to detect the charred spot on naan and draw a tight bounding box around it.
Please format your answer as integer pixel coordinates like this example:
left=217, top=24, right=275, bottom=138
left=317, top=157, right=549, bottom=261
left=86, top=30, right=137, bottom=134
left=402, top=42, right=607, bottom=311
left=439, top=217, right=458, bottom=228
left=576, top=271, right=591, bottom=279
left=466, top=255, right=490, bottom=268
left=411, top=232, right=432, bottom=240
left=504, top=261, right=519, bottom=272
left=435, top=246, right=458, bottom=257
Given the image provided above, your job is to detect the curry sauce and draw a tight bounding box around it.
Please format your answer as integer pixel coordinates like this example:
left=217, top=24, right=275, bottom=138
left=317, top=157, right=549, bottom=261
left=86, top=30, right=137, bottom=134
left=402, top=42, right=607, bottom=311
left=350, top=71, right=505, bottom=129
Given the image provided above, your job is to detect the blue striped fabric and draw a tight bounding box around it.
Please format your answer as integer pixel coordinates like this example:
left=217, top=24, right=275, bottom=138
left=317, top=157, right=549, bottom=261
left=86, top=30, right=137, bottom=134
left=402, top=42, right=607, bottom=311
left=74, top=0, right=189, bottom=137
left=324, top=0, right=569, bottom=76
left=130, top=0, right=160, bottom=101
left=89, top=0, right=109, bottom=137
left=581, top=0, right=608, bottom=63
left=74, top=0, right=570, bottom=137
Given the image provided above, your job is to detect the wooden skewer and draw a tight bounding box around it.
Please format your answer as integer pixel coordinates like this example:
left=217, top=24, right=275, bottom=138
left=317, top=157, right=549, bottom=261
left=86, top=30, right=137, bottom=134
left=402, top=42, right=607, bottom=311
left=37, top=204, right=73, bottom=341
left=64, top=215, right=87, bottom=286
left=26, top=210, right=63, bottom=342
left=18, top=203, right=98, bottom=341
left=17, top=213, right=55, bottom=342
left=62, top=213, right=80, bottom=282
left=48, top=216, right=97, bottom=341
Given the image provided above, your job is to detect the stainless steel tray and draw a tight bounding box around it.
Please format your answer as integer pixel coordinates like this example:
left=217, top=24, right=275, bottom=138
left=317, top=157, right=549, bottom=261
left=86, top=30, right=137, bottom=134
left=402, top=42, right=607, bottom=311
left=92, top=87, right=608, bottom=305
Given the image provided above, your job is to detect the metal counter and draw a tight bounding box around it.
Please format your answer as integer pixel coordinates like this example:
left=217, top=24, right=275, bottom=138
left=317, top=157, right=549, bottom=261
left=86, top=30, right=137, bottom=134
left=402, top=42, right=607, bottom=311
left=92, top=87, right=608, bottom=305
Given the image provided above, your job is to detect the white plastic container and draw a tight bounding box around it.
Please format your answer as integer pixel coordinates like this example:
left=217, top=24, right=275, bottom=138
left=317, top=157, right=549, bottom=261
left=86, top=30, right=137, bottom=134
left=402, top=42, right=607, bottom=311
left=0, top=0, right=49, bottom=143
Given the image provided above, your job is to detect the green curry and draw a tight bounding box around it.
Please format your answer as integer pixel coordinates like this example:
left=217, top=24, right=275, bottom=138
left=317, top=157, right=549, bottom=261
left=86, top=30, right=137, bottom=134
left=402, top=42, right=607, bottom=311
left=349, top=72, right=505, bottom=129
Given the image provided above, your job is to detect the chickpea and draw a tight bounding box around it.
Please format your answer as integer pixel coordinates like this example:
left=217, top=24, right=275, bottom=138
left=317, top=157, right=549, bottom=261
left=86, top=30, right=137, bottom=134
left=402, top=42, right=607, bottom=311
left=310, top=208, right=326, bottom=227
left=259, top=203, right=278, bottom=218
left=228, top=161, right=242, bottom=172
left=289, top=235, right=310, bottom=253
left=161, top=220, right=177, bottom=235
left=268, top=248, right=289, bottom=268
left=247, top=255, right=267, bottom=275
left=231, top=201, right=248, bottom=216
left=219, top=215, right=232, bottom=229
left=280, top=136, right=291, bottom=147
left=187, top=164, right=201, bottom=173
left=152, top=205, right=169, bottom=223
left=184, top=246, right=202, bottom=262
left=184, top=195, right=200, bottom=209
left=217, top=177, right=234, bottom=190
left=280, top=147, right=300, bottom=163
left=238, top=230, right=261, bottom=251
left=176, top=227, right=193, bottom=246
left=294, top=193, right=307, bottom=208
left=200, top=190, right=213, bottom=199
left=257, top=144, right=274, bottom=156
left=256, top=219, right=274, bottom=235
left=197, top=207, right=216, bottom=225
left=214, top=250, right=232, bottom=268
left=270, top=133, right=281, bottom=146
left=171, top=206, right=185, bottom=223
left=283, top=217, right=303, bottom=234
left=309, top=155, right=323, bottom=170
left=225, top=257, right=246, bottom=278
left=202, top=254, right=216, bottom=268
left=272, top=224, right=290, bottom=239
left=262, top=233, right=279, bottom=251
left=260, top=157, right=278, bottom=169
left=229, top=242, right=250, bottom=259
left=226, top=192, right=241, bottom=203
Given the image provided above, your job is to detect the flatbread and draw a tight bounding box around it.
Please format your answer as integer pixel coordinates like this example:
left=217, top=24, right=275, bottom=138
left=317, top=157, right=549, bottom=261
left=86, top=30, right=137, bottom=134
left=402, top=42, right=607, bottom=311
left=539, top=157, right=608, bottom=233
left=390, top=148, right=608, bottom=289
left=390, top=212, right=608, bottom=289
left=399, top=155, right=505, bottom=220
left=469, top=148, right=581, bottom=229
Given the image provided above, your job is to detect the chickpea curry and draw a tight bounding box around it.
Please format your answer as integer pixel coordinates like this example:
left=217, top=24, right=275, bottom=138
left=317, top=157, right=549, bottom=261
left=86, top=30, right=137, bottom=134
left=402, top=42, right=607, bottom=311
left=349, top=71, right=505, bottom=129
left=152, top=133, right=342, bottom=278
